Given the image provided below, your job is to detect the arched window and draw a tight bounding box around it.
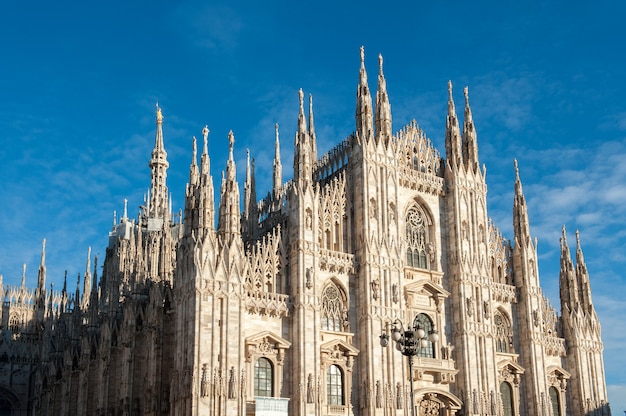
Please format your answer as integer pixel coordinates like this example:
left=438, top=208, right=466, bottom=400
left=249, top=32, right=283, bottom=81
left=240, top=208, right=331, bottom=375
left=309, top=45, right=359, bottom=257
left=500, top=382, right=514, bottom=416
left=413, top=313, right=435, bottom=358
left=254, top=358, right=273, bottom=397
left=321, top=284, right=346, bottom=332
left=327, top=365, right=344, bottom=405
left=549, top=386, right=561, bottom=416
left=406, top=205, right=429, bottom=269
left=8, top=315, right=19, bottom=333
left=494, top=311, right=513, bottom=353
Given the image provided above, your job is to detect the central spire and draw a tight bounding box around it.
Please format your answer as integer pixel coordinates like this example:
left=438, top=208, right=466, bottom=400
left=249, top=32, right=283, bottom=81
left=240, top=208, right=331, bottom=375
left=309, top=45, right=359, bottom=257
left=148, top=103, right=170, bottom=219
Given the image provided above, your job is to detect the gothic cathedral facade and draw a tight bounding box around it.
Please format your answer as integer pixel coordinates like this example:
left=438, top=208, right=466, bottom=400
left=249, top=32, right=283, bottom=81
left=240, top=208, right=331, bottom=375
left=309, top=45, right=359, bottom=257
left=0, top=48, right=610, bottom=416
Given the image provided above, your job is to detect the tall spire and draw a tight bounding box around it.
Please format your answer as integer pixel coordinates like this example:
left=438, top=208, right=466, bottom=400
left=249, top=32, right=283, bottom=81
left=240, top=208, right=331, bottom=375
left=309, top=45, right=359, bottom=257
left=243, top=149, right=258, bottom=242
left=189, top=136, right=199, bottom=187
left=559, top=226, right=578, bottom=312
left=298, top=88, right=307, bottom=135
left=148, top=103, right=170, bottom=219
left=462, top=86, right=479, bottom=172
left=513, top=160, right=531, bottom=245
left=356, top=46, right=373, bottom=139
left=201, top=125, right=210, bottom=175
left=273, top=123, right=282, bottom=197
left=575, top=230, right=594, bottom=313
left=445, top=81, right=462, bottom=168
left=375, top=53, right=392, bottom=142
left=81, top=247, right=92, bottom=311
left=293, top=90, right=314, bottom=188
left=36, top=238, right=47, bottom=311
left=309, top=94, right=317, bottom=162
left=21, top=264, right=26, bottom=290
left=217, top=131, right=241, bottom=243
left=199, top=125, right=215, bottom=234
left=512, top=160, right=539, bottom=287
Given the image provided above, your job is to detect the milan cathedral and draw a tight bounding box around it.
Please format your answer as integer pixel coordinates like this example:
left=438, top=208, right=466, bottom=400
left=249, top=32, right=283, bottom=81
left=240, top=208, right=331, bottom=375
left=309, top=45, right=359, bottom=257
left=0, top=47, right=610, bottom=416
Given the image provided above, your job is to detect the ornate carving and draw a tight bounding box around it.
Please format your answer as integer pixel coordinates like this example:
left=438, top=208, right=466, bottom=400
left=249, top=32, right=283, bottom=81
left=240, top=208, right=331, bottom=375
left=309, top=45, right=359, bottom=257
left=371, top=279, right=380, bottom=300
left=420, top=397, right=441, bottom=416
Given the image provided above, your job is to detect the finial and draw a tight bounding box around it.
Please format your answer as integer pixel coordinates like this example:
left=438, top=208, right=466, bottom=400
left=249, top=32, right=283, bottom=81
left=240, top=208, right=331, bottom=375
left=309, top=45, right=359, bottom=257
left=123, top=198, right=128, bottom=220
left=202, top=126, right=209, bottom=155
left=156, top=102, right=163, bottom=124
left=228, top=130, right=235, bottom=160
left=192, top=136, right=197, bottom=161
left=448, top=80, right=453, bottom=98
left=360, top=46, right=365, bottom=65
left=378, top=54, right=383, bottom=73
left=275, top=123, right=279, bottom=142
left=202, top=125, right=209, bottom=141
left=113, top=210, right=116, bottom=226
left=464, top=86, right=469, bottom=106
left=299, top=88, right=304, bottom=109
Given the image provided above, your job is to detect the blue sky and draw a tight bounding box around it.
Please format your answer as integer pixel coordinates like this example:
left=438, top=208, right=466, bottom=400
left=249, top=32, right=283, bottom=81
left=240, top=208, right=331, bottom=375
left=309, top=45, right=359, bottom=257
left=1, top=0, right=625, bottom=410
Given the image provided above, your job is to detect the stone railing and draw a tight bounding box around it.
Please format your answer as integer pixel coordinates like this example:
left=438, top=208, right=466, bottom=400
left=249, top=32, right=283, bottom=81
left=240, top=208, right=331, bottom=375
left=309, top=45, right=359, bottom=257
left=398, top=167, right=445, bottom=196
left=245, top=291, right=290, bottom=317
left=318, top=249, right=356, bottom=274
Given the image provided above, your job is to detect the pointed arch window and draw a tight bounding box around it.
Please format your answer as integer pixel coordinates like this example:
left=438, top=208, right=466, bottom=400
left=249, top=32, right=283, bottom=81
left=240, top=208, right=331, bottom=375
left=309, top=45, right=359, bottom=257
left=8, top=315, right=19, bottom=333
left=413, top=313, right=435, bottom=358
left=406, top=205, right=429, bottom=269
left=254, top=358, right=273, bottom=397
left=549, top=386, right=561, bottom=416
left=321, top=283, right=347, bottom=332
left=500, top=382, right=514, bottom=416
left=327, top=365, right=344, bottom=405
left=494, top=311, right=513, bottom=353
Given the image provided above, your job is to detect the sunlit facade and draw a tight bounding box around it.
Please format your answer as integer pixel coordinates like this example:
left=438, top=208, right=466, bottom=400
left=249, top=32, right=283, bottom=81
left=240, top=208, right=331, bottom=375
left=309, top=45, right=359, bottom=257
left=0, top=48, right=610, bottom=416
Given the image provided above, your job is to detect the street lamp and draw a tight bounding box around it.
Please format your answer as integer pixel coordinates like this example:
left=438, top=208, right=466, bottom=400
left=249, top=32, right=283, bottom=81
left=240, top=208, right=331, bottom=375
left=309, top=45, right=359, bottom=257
left=380, top=319, right=439, bottom=416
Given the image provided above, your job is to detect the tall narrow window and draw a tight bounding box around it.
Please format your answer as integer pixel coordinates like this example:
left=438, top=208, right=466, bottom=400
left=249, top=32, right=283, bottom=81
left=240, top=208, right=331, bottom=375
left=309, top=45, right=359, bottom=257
left=327, top=365, right=344, bottom=405
left=500, top=382, right=514, bottom=416
left=549, top=386, right=561, bottom=416
left=254, top=358, right=273, bottom=397
left=406, top=206, right=429, bottom=269
left=413, top=313, right=435, bottom=358
left=321, top=284, right=346, bottom=332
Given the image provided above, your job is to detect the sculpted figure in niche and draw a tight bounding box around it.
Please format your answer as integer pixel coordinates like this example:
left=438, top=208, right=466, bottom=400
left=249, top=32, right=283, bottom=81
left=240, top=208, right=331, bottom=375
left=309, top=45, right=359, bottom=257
left=307, top=373, right=314, bottom=403
left=466, top=296, right=474, bottom=317
left=369, top=198, right=377, bottom=219
left=392, top=283, right=399, bottom=304
left=371, top=279, right=380, bottom=300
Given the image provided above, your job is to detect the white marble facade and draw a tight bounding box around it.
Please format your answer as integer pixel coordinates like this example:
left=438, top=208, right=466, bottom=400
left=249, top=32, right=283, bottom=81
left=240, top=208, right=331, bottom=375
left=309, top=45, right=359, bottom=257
left=0, top=48, right=610, bottom=416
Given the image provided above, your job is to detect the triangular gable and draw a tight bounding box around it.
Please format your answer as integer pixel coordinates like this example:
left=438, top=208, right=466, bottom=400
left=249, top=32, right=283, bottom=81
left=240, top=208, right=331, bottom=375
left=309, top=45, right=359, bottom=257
left=497, top=359, right=525, bottom=375
left=245, top=331, right=291, bottom=362
left=320, top=338, right=359, bottom=357
left=404, top=279, right=449, bottom=297
left=547, top=365, right=571, bottom=379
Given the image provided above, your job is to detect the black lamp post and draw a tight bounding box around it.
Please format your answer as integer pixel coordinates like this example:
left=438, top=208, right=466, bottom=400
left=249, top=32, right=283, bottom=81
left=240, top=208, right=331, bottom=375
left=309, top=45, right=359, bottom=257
left=380, top=319, right=439, bottom=416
